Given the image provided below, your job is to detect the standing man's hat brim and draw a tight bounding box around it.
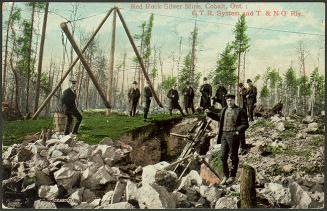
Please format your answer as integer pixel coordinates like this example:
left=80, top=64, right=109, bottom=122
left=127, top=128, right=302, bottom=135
left=225, top=94, right=236, bottom=99
left=203, top=77, right=207, bottom=80
left=132, top=81, right=138, bottom=84
left=247, top=79, right=252, bottom=83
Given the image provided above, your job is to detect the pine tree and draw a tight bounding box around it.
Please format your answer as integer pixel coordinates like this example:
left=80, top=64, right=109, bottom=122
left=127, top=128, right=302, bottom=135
left=212, top=43, right=237, bottom=91
left=178, top=52, right=201, bottom=91
left=284, top=67, right=297, bottom=114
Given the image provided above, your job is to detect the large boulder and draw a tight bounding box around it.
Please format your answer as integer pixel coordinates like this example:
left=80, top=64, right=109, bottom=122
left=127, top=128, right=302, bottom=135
left=215, top=197, right=238, bottom=209
left=38, top=185, right=59, bottom=200
left=172, top=191, right=192, bottom=208
left=259, top=183, right=291, bottom=206
left=101, top=190, right=114, bottom=205
left=53, top=165, right=80, bottom=191
left=68, top=188, right=84, bottom=206
left=80, top=165, right=115, bottom=190
left=13, top=148, right=33, bottom=162
left=35, top=169, right=55, bottom=186
left=199, top=185, right=223, bottom=204
left=177, top=170, right=202, bottom=191
left=306, top=122, right=319, bottom=133
left=154, top=169, right=178, bottom=192
left=111, top=181, right=127, bottom=203
left=141, top=161, right=170, bottom=186
left=289, top=182, right=313, bottom=208
left=137, top=183, right=176, bottom=208
left=125, top=180, right=138, bottom=201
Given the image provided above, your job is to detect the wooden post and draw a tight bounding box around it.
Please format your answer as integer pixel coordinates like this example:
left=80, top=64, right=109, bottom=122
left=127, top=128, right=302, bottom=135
left=106, top=9, right=117, bottom=115
left=116, top=8, right=163, bottom=108
left=60, top=22, right=111, bottom=109
left=32, top=8, right=114, bottom=119
left=240, top=164, right=256, bottom=208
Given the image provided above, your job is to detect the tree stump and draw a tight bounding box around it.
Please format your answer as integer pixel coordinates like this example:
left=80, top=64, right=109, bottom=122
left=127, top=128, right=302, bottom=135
left=240, top=164, right=256, bottom=208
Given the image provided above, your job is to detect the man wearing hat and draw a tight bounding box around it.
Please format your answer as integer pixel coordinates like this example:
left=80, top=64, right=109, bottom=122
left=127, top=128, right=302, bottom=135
left=143, top=80, right=153, bottom=121
left=212, top=83, right=227, bottom=108
left=182, top=81, right=195, bottom=114
left=246, top=79, right=257, bottom=122
left=205, top=93, right=249, bottom=185
left=61, top=78, right=82, bottom=135
left=200, top=77, right=212, bottom=110
left=128, top=81, right=141, bottom=117
left=167, top=84, right=185, bottom=117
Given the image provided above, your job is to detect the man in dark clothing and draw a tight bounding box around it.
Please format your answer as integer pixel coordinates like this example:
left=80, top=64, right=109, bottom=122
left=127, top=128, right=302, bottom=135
left=238, top=83, right=248, bottom=110
left=61, top=78, right=82, bottom=135
left=128, top=81, right=141, bottom=117
left=205, top=93, right=249, bottom=185
left=143, top=81, right=153, bottom=121
left=212, top=84, right=227, bottom=108
left=182, top=81, right=195, bottom=114
left=167, top=84, right=185, bottom=117
left=200, top=77, right=212, bottom=110
left=246, top=79, right=257, bottom=122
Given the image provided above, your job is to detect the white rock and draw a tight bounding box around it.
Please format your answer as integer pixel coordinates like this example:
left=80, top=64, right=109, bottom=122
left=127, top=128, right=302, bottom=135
left=141, top=161, right=170, bottom=186
left=34, top=200, right=56, bottom=209
left=276, top=122, right=285, bottom=131
left=260, top=183, right=291, bottom=206
left=177, top=170, right=202, bottom=191
left=101, top=191, right=114, bottom=205
left=307, top=122, right=319, bottom=132
left=199, top=185, right=222, bottom=204
left=3, top=146, right=16, bottom=160
left=38, top=185, right=59, bottom=200
left=54, top=166, right=80, bottom=191
left=89, top=199, right=101, bottom=208
left=59, top=135, right=73, bottom=145
left=289, top=182, right=313, bottom=208
left=215, top=197, right=238, bottom=208
left=271, top=115, right=282, bottom=123
left=111, top=181, right=127, bottom=203
left=99, top=202, right=135, bottom=209
left=68, top=188, right=84, bottom=206
left=282, top=164, right=294, bottom=173
left=81, top=166, right=115, bottom=190
left=125, top=180, right=138, bottom=201
left=138, top=183, right=176, bottom=209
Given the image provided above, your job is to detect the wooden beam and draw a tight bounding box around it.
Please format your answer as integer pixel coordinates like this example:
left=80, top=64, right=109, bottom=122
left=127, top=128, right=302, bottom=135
left=240, top=164, right=256, bottom=208
left=32, top=8, right=114, bottom=119
left=115, top=8, right=163, bottom=108
left=60, top=22, right=111, bottom=109
left=106, top=9, right=117, bottom=115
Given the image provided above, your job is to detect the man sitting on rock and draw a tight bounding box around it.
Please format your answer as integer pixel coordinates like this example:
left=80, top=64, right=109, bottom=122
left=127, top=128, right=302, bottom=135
left=205, top=93, right=249, bottom=185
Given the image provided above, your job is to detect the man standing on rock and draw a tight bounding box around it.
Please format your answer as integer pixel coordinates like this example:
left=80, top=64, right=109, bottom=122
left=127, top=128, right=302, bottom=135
left=143, top=80, right=153, bottom=121
left=167, top=84, right=185, bottom=117
left=182, top=81, right=195, bottom=115
left=128, top=81, right=141, bottom=117
left=61, top=78, right=82, bottom=135
left=200, top=77, right=212, bottom=110
left=212, top=83, right=227, bottom=108
left=246, top=79, right=257, bottom=122
left=205, top=93, right=249, bottom=185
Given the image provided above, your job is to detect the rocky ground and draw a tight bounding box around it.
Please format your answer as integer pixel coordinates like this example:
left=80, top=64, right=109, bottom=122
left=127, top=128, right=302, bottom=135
left=1, top=114, right=325, bottom=209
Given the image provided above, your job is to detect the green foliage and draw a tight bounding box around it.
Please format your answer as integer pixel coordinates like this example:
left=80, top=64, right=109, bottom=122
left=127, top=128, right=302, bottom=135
left=284, top=67, right=298, bottom=95
left=3, top=112, right=183, bottom=146
left=310, top=68, right=325, bottom=101
left=298, top=75, right=311, bottom=96
left=144, top=14, right=154, bottom=65
left=151, top=66, right=158, bottom=80
left=210, top=150, right=224, bottom=178
left=178, top=52, right=201, bottom=91
left=260, top=84, right=269, bottom=98
left=162, top=76, right=177, bottom=92
left=266, top=67, right=282, bottom=89
left=3, top=118, right=53, bottom=146
left=254, top=74, right=261, bottom=83
left=212, top=43, right=237, bottom=88
left=232, top=14, right=250, bottom=54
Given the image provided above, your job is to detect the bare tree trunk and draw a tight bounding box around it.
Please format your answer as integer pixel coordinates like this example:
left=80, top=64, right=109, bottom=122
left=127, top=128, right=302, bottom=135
left=45, top=60, right=53, bottom=116
left=158, top=49, right=164, bottom=102
left=139, top=27, right=145, bottom=105
left=191, top=23, right=196, bottom=84
left=121, top=52, right=126, bottom=98
left=26, top=2, right=36, bottom=115
left=34, top=2, right=49, bottom=113
left=243, top=50, right=246, bottom=82
left=3, top=2, right=15, bottom=102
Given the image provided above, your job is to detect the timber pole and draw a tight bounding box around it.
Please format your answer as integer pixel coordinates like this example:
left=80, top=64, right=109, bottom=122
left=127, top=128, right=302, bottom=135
left=116, top=8, right=163, bottom=108
left=106, top=9, right=117, bottom=115
left=32, top=8, right=114, bottom=119
left=60, top=22, right=111, bottom=109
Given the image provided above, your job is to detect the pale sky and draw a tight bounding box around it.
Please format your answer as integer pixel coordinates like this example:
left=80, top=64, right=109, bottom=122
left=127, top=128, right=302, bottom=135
left=2, top=2, right=325, bottom=91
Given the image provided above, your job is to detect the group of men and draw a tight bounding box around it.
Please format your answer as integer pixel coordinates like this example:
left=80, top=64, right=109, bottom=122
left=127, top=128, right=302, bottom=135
left=61, top=76, right=257, bottom=186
